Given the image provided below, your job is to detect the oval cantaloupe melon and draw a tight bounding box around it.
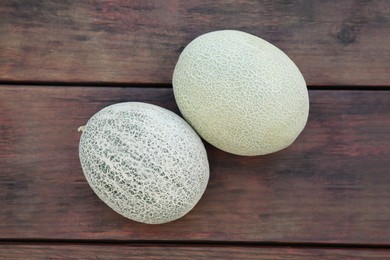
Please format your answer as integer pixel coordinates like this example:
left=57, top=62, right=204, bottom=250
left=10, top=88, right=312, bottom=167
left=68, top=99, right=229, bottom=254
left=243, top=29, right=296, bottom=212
left=78, top=102, right=209, bottom=224
left=173, top=30, right=309, bottom=156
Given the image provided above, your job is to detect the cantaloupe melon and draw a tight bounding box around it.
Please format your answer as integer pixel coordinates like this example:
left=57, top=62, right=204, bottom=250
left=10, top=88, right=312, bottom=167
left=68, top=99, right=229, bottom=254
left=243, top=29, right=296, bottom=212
left=78, top=102, right=209, bottom=224
left=173, top=30, right=309, bottom=156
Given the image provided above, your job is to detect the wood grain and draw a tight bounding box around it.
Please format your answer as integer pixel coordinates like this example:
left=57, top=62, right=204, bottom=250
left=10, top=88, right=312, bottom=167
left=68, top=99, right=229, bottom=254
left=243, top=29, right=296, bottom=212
left=0, top=244, right=389, bottom=259
left=0, top=86, right=389, bottom=244
left=0, top=0, right=389, bottom=86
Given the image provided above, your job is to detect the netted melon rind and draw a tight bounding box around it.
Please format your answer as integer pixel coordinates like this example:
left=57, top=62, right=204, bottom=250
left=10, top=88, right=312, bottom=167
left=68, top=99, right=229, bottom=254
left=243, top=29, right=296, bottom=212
left=173, top=30, right=309, bottom=156
left=79, top=102, right=209, bottom=224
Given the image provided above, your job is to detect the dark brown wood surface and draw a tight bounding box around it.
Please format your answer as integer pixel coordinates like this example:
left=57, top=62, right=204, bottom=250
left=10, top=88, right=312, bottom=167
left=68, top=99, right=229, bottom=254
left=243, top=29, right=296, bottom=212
left=0, top=244, right=389, bottom=259
left=1, top=0, right=389, bottom=86
left=0, top=86, right=389, bottom=245
left=1, top=0, right=389, bottom=257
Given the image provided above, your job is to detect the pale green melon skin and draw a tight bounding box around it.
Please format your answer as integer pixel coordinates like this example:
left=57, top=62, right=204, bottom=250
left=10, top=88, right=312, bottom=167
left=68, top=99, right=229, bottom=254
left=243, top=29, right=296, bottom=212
left=79, top=102, right=209, bottom=224
left=173, top=30, right=309, bottom=156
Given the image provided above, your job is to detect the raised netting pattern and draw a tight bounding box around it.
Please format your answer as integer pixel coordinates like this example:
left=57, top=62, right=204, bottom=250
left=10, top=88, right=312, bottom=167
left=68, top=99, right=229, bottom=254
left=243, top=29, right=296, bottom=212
left=173, top=30, right=309, bottom=156
left=79, top=102, right=209, bottom=224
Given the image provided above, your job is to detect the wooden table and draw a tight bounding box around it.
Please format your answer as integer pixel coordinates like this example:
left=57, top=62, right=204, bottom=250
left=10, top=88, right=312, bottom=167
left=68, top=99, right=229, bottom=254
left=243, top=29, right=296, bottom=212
left=1, top=1, right=389, bottom=259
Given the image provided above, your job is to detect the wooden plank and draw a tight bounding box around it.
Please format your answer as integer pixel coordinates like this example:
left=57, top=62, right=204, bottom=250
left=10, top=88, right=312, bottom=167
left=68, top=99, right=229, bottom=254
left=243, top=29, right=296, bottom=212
left=0, top=86, right=389, bottom=244
left=0, top=244, right=389, bottom=259
left=0, top=0, right=389, bottom=86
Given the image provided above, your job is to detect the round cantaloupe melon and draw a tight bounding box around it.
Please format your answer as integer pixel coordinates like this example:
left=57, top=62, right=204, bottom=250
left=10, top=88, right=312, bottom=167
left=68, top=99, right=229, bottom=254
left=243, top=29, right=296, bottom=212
left=173, top=30, right=309, bottom=156
left=78, top=102, right=209, bottom=224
